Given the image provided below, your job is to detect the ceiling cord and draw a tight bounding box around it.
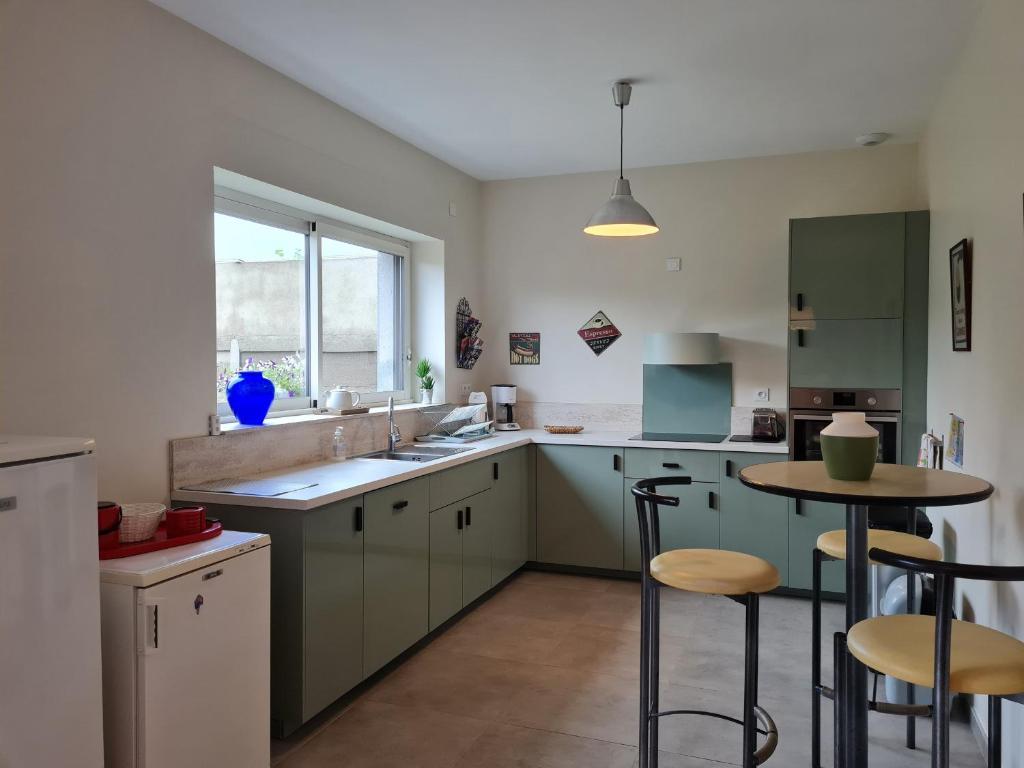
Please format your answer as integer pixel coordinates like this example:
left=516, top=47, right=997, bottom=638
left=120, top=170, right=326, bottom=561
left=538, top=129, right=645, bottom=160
left=619, top=104, right=624, bottom=180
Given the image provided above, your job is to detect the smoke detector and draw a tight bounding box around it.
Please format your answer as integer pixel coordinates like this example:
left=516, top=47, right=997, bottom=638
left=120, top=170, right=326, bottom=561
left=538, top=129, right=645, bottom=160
left=856, top=132, right=891, bottom=147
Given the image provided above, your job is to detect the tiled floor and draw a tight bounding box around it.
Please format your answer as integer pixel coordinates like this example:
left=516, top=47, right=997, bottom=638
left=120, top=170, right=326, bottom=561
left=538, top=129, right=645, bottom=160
left=273, top=571, right=985, bottom=767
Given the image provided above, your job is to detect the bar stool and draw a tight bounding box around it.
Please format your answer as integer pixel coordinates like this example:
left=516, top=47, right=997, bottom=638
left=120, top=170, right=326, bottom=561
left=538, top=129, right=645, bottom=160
left=811, top=527, right=942, bottom=767
left=633, top=477, right=780, bottom=768
left=845, top=547, right=1024, bottom=768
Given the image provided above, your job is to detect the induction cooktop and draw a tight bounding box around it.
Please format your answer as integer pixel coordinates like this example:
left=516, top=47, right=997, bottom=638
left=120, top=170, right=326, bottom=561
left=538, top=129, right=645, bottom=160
left=630, top=432, right=728, bottom=444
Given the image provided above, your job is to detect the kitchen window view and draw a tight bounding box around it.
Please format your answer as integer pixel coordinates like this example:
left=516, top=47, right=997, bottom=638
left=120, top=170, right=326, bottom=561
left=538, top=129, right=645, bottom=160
left=214, top=192, right=409, bottom=415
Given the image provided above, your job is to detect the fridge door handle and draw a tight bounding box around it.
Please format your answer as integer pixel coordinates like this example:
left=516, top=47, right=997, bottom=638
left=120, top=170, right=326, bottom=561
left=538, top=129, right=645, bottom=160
left=137, top=599, right=163, bottom=655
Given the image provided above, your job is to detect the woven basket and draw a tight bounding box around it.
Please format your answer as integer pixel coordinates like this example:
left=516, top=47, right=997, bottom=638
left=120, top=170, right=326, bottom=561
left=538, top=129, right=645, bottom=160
left=543, top=425, right=584, bottom=434
left=119, top=503, right=166, bottom=543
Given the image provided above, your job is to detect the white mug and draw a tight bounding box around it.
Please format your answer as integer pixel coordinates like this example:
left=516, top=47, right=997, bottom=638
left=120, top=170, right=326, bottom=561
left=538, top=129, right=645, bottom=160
left=326, top=386, right=361, bottom=411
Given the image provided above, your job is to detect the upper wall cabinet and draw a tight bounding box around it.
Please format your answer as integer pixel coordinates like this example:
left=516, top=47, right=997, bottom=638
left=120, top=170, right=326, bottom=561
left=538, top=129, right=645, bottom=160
left=790, top=213, right=906, bottom=321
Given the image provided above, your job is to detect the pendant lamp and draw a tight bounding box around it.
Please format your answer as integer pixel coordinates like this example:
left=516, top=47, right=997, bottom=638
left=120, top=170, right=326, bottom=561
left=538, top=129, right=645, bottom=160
left=584, top=81, right=659, bottom=237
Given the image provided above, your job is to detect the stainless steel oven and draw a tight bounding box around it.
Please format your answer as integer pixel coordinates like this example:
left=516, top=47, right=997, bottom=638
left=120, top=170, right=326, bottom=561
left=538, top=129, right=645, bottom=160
left=788, top=388, right=902, bottom=463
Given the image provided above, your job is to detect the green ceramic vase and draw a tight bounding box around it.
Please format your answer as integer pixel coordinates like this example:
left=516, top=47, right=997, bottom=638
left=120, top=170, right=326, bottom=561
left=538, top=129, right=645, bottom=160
left=820, top=412, right=879, bottom=481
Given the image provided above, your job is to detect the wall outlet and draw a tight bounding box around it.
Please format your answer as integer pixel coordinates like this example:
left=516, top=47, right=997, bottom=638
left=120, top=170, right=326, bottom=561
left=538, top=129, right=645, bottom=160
left=459, top=383, right=472, bottom=396
left=754, top=388, right=770, bottom=402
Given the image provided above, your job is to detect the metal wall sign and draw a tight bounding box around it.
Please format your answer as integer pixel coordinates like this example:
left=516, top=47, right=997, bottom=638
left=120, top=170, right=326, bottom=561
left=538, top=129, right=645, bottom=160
left=509, top=333, right=540, bottom=365
left=577, top=311, right=621, bottom=356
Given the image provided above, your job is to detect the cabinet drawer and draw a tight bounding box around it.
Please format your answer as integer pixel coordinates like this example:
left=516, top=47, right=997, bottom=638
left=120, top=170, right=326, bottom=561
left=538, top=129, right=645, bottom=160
left=429, top=459, right=492, bottom=510
left=624, top=448, right=719, bottom=482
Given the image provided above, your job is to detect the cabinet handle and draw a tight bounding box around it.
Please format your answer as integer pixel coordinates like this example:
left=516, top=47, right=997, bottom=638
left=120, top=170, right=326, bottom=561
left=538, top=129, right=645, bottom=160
left=662, top=462, right=681, bottom=469
left=796, top=292, right=804, bottom=311
left=795, top=499, right=803, bottom=516
left=354, top=506, right=363, bottom=532
left=708, top=490, right=716, bottom=510
left=797, top=329, right=805, bottom=347
left=466, top=506, right=472, bottom=526
left=457, top=508, right=463, bottom=530
left=392, top=500, right=408, bottom=511
left=613, top=454, right=622, bottom=472
left=725, top=460, right=733, bottom=478
left=493, top=462, right=499, bottom=480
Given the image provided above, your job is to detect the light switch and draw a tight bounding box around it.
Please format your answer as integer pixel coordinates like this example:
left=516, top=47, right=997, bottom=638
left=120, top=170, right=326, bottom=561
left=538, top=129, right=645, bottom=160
left=666, top=258, right=681, bottom=272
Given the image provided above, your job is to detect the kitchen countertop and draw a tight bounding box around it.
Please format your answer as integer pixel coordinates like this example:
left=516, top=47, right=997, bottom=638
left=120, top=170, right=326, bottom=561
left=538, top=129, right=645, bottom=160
left=171, top=429, right=788, bottom=511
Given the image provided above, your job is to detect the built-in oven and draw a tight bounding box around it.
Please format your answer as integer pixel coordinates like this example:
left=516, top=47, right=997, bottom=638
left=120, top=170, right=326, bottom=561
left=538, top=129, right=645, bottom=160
left=788, top=388, right=902, bottom=464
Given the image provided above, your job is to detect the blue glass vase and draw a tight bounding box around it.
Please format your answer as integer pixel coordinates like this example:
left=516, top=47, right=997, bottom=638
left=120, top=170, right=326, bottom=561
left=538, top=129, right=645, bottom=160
left=226, top=371, right=275, bottom=426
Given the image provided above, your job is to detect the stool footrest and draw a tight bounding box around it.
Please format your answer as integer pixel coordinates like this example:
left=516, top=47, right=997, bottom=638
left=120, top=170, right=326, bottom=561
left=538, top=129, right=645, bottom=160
left=649, top=706, right=778, bottom=764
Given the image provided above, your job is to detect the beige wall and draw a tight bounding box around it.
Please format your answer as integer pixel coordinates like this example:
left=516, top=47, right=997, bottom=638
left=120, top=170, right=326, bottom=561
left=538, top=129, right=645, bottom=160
left=919, top=0, right=1024, bottom=753
left=479, top=146, right=924, bottom=407
left=0, top=0, right=483, bottom=501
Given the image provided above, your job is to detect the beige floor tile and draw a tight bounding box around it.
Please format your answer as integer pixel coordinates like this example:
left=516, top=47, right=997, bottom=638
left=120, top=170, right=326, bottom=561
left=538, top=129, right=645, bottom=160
left=453, top=722, right=637, bottom=768
left=277, top=699, right=489, bottom=768
left=430, top=609, right=574, bottom=665
left=515, top=570, right=617, bottom=594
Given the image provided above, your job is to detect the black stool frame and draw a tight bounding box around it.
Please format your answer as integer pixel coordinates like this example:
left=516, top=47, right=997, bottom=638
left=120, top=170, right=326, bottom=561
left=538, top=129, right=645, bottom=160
left=633, top=477, right=778, bottom=768
left=857, top=547, right=1024, bottom=768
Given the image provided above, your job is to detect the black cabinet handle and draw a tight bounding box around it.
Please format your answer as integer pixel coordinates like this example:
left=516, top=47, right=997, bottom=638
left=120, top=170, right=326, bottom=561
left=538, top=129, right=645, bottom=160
left=795, top=499, right=803, bottom=516
left=354, top=506, right=363, bottom=532
left=724, top=460, right=733, bottom=478
left=662, top=462, right=681, bottom=469
left=613, top=454, right=622, bottom=472
left=457, top=508, right=463, bottom=530
left=797, top=329, right=805, bottom=347
left=493, top=462, right=499, bottom=480
left=466, top=506, right=472, bottom=526
left=708, top=491, right=716, bottom=510
left=796, top=292, right=804, bottom=311
left=392, top=500, right=408, bottom=511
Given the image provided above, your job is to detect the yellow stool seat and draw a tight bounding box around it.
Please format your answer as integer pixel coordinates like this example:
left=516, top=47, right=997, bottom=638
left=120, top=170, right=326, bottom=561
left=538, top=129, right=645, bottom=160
left=651, top=548, right=780, bottom=596
left=816, top=529, right=942, bottom=563
left=847, top=615, right=1024, bottom=696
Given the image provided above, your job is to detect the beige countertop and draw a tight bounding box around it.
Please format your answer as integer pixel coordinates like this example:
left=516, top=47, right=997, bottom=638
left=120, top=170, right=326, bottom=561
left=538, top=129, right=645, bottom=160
left=171, top=429, right=788, bottom=511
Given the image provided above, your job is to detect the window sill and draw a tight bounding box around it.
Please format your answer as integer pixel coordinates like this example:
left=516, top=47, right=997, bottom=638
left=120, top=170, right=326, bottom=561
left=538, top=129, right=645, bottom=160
left=218, top=402, right=441, bottom=434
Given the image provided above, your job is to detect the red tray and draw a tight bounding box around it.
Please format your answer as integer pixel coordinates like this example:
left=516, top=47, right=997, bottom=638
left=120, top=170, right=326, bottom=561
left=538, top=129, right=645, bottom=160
left=99, top=520, right=223, bottom=560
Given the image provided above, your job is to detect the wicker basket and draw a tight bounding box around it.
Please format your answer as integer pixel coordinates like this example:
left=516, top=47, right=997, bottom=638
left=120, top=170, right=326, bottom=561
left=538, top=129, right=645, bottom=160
left=119, top=503, right=166, bottom=543
left=543, top=425, right=584, bottom=434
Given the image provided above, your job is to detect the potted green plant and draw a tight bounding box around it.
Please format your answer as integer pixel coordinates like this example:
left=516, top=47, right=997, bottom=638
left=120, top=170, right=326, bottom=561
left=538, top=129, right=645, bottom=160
left=415, top=358, right=435, bottom=404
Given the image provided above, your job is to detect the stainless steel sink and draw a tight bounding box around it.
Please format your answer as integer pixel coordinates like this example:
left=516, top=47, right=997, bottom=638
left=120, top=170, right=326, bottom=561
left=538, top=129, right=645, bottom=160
left=357, top=445, right=474, bottom=462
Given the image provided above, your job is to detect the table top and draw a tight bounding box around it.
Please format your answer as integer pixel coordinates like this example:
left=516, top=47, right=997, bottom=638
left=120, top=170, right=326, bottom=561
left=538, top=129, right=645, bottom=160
left=739, top=461, right=994, bottom=507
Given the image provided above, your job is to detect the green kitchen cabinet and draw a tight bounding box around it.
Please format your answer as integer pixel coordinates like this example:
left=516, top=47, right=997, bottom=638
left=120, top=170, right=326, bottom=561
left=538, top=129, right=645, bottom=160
left=537, top=445, right=624, bottom=569
left=429, top=459, right=492, bottom=510
left=719, top=453, right=789, bottom=586
left=790, top=213, right=905, bottom=320
left=363, top=477, right=430, bottom=676
left=790, top=319, right=903, bottom=390
left=623, top=481, right=720, bottom=571
left=198, top=498, right=363, bottom=738
left=624, top=447, right=719, bottom=482
left=429, top=500, right=464, bottom=631
left=788, top=498, right=846, bottom=593
left=462, top=490, right=493, bottom=605
left=491, top=447, right=528, bottom=585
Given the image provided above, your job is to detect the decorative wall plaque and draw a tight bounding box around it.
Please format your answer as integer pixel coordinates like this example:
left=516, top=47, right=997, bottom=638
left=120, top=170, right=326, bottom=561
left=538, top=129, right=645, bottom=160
left=577, top=311, right=621, bottom=356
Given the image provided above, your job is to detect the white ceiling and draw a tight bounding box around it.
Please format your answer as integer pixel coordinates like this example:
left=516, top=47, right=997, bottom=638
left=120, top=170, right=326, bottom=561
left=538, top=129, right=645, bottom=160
left=152, top=0, right=981, bottom=181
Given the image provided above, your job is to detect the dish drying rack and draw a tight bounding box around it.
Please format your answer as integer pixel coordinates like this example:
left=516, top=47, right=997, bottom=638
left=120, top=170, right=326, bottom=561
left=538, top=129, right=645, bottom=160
left=415, top=403, right=494, bottom=443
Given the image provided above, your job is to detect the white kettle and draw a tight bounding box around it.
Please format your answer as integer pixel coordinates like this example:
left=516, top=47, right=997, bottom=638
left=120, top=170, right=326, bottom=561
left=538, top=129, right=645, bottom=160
left=326, top=385, right=361, bottom=412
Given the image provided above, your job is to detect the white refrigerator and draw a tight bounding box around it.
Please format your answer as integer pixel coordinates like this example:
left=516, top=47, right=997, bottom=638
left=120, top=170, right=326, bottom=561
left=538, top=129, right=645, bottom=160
left=99, top=530, right=271, bottom=768
left=0, top=434, right=105, bottom=767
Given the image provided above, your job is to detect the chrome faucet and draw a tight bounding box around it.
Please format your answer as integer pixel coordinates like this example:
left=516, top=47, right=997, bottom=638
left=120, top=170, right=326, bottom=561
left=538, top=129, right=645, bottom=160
left=387, top=396, right=401, bottom=452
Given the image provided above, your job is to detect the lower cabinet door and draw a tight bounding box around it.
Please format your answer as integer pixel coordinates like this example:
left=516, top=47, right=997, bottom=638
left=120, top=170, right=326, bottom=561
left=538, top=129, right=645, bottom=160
left=788, top=499, right=846, bottom=592
left=537, top=445, right=624, bottom=569
left=719, top=453, right=789, bottom=587
left=363, top=478, right=429, bottom=676
left=491, top=448, right=528, bottom=585
left=303, top=499, right=364, bottom=721
left=462, top=490, right=492, bottom=605
left=429, top=501, right=463, bottom=631
left=624, top=482, right=720, bottom=571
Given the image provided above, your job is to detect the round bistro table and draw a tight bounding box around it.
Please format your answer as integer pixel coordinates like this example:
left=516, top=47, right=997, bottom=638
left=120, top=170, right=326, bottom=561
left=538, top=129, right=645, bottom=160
left=738, top=461, right=993, bottom=768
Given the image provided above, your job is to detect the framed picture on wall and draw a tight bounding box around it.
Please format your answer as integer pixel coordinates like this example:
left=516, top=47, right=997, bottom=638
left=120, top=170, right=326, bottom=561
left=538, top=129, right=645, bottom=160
left=949, top=239, right=972, bottom=351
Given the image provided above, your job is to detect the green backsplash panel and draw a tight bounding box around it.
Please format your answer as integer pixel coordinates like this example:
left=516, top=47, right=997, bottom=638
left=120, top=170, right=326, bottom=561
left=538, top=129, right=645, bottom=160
left=642, top=363, right=732, bottom=435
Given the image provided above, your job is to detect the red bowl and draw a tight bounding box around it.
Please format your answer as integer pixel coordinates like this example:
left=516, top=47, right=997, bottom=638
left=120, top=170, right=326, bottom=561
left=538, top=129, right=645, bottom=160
left=98, top=502, right=121, bottom=550
left=165, top=506, right=206, bottom=538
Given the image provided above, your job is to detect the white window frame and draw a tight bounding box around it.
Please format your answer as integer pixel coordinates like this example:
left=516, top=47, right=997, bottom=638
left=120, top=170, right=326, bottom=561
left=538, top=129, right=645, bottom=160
left=214, top=188, right=412, bottom=420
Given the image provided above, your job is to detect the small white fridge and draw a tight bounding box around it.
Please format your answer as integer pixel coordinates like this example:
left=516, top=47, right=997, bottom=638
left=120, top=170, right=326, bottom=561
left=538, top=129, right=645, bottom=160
left=99, top=530, right=271, bottom=768
left=0, top=435, right=105, bottom=768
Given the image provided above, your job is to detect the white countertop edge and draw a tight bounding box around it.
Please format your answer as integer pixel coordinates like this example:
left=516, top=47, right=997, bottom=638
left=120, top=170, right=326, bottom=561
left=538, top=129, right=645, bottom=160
left=171, top=430, right=788, bottom=512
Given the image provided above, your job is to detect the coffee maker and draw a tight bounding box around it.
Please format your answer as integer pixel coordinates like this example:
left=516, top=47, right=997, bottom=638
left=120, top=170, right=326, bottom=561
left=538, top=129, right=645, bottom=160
left=490, top=385, right=521, bottom=431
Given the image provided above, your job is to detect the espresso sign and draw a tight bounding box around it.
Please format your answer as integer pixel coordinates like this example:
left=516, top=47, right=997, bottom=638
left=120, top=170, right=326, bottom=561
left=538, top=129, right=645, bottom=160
left=577, top=311, right=621, bottom=356
left=509, top=332, right=540, bottom=365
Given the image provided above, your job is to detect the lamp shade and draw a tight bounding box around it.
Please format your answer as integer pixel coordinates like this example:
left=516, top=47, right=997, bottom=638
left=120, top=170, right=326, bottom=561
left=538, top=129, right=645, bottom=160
left=584, top=178, right=659, bottom=237
left=644, top=333, right=720, bottom=365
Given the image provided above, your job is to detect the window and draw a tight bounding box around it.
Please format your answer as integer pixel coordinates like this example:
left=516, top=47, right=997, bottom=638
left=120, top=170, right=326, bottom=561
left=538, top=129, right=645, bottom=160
left=214, top=190, right=410, bottom=417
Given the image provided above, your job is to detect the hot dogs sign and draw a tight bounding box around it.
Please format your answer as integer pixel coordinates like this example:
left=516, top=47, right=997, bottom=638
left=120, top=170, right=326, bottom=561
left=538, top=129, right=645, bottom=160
left=577, top=310, right=622, bottom=356
left=509, top=332, right=540, bottom=365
